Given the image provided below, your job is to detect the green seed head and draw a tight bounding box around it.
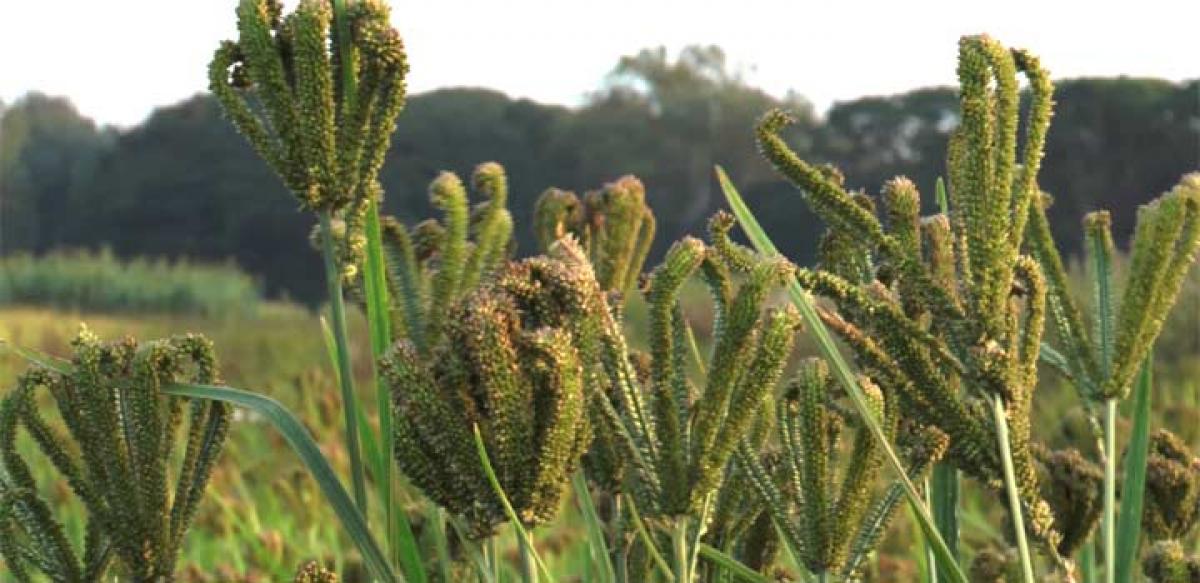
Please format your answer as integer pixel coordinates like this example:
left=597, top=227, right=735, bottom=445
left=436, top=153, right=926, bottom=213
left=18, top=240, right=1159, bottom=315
left=293, top=560, right=338, bottom=583
left=385, top=247, right=602, bottom=536
left=210, top=0, right=408, bottom=279
left=534, top=176, right=656, bottom=295
left=534, top=188, right=584, bottom=252
left=1034, top=446, right=1103, bottom=556
left=1142, top=429, right=1200, bottom=541
left=0, top=331, right=230, bottom=581
left=1143, top=540, right=1197, bottom=583
left=969, top=547, right=1021, bottom=583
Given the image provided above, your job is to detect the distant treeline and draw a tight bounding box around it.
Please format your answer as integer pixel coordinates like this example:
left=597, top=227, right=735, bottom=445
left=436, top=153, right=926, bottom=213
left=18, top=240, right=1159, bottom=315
left=2, top=46, right=1196, bottom=304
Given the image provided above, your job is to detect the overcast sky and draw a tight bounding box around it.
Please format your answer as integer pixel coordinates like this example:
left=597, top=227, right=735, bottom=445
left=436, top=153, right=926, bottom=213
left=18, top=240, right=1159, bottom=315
left=2, top=0, right=1197, bottom=128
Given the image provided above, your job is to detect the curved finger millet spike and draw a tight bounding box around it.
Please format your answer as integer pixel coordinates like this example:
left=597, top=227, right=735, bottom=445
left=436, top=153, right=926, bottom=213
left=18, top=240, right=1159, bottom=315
left=754, top=34, right=1072, bottom=568
left=383, top=245, right=601, bottom=537
left=1141, top=429, right=1200, bottom=542
left=375, top=164, right=519, bottom=354
left=534, top=175, right=657, bottom=297
left=731, top=358, right=948, bottom=577
left=534, top=188, right=583, bottom=253
left=0, top=329, right=231, bottom=582
left=582, top=224, right=798, bottom=528
left=1142, top=540, right=1200, bottom=583
left=969, top=548, right=1021, bottom=583
left=462, top=162, right=515, bottom=292
left=293, top=560, right=339, bottom=583
left=1104, top=175, right=1200, bottom=399
left=209, top=0, right=408, bottom=280
left=1034, top=446, right=1103, bottom=557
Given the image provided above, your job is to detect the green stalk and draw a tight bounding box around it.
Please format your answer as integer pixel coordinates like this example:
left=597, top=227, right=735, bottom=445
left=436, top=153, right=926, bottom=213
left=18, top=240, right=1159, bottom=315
left=689, top=494, right=713, bottom=578
left=672, top=518, right=692, bottom=583
left=321, top=316, right=384, bottom=509
left=483, top=537, right=500, bottom=583
left=318, top=210, right=368, bottom=515
left=990, top=394, right=1035, bottom=583
left=1101, top=398, right=1117, bottom=583
left=1088, top=225, right=1119, bottom=583
left=328, top=1, right=427, bottom=577
left=718, top=166, right=968, bottom=583
left=1114, top=358, right=1153, bottom=583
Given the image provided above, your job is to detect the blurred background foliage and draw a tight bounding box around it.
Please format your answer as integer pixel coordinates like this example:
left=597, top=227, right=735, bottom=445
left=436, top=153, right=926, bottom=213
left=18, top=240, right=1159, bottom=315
left=3, top=45, right=1194, bottom=305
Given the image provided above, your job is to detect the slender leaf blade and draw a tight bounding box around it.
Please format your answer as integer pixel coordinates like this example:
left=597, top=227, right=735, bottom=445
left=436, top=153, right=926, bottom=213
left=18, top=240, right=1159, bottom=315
left=930, top=463, right=960, bottom=583
left=1078, top=539, right=1096, bottom=583
left=0, top=339, right=71, bottom=373
left=697, top=543, right=770, bottom=583
left=364, top=199, right=427, bottom=582
left=471, top=425, right=556, bottom=583
left=163, top=383, right=399, bottom=583
left=572, top=472, right=616, bottom=583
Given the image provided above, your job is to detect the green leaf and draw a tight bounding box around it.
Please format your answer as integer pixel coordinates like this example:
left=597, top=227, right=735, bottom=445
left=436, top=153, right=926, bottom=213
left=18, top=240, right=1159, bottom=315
left=0, top=339, right=71, bottom=373
left=930, top=463, right=960, bottom=583
left=697, top=543, right=770, bottom=583
left=363, top=199, right=427, bottom=583
left=1114, top=357, right=1153, bottom=583
left=162, top=383, right=399, bottom=583
left=1078, top=539, right=1096, bottom=583
left=572, top=472, right=616, bottom=583
left=716, top=165, right=968, bottom=583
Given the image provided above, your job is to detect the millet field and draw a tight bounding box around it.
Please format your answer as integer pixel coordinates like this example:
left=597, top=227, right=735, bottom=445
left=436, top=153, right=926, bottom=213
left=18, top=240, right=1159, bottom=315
left=1, top=1, right=1198, bottom=582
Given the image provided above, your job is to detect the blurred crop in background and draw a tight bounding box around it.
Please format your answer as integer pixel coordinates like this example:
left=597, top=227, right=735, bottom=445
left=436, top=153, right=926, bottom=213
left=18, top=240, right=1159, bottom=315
left=0, top=248, right=260, bottom=316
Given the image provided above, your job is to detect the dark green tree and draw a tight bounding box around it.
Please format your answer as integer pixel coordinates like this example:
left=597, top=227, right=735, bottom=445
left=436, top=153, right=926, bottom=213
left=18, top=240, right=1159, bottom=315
left=0, top=93, right=112, bottom=253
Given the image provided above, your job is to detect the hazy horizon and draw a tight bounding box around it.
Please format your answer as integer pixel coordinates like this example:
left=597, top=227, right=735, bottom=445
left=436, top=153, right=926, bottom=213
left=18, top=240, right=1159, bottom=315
left=3, top=0, right=1197, bottom=128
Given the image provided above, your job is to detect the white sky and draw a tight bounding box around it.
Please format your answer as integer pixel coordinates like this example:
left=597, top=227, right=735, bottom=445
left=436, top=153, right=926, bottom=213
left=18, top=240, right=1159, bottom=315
left=2, top=0, right=1197, bottom=128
